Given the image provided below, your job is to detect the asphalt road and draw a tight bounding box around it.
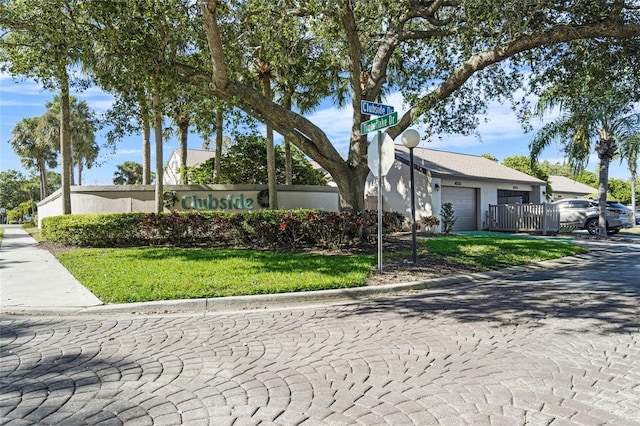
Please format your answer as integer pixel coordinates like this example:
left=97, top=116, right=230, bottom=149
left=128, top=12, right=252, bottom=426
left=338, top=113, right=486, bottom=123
left=1, top=240, right=639, bottom=425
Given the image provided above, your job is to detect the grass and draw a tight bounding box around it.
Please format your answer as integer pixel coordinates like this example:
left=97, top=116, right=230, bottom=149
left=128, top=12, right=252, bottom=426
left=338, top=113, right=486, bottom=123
left=55, top=234, right=588, bottom=304
left=425, top=235, right=588, bottom=270
left=620, top=225, right=640, bottom=235
left=57, top=248, right=375, bottom=303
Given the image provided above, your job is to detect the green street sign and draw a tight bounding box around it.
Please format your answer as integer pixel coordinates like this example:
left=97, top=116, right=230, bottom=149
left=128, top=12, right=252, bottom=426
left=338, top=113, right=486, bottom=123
left=360, top=111, right=398, bottom=134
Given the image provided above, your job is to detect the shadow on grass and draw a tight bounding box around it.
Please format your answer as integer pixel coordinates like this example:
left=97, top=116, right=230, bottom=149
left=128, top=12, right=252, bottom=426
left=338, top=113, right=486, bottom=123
left=128, top=247, right=375, bottom=275
left=425, top=235, right=587, bottom=270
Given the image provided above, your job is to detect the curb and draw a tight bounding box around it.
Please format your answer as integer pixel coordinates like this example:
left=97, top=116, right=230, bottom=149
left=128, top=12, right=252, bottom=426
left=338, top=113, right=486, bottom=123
left=1, top=254, right=579, bottom=317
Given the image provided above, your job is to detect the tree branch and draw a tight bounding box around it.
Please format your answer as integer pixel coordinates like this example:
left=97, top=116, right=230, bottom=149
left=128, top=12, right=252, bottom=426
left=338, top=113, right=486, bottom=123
left=389, top=20, right=640, bottom=139
left=200, top=0, right=228, bottom=90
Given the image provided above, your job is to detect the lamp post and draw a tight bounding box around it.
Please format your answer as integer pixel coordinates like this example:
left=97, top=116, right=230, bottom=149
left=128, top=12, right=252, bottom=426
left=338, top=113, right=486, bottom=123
left=401, top=129, right=420, bottom=263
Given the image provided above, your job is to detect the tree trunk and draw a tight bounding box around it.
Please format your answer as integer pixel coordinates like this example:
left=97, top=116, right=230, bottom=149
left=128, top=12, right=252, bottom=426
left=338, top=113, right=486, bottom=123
left=59, top=66, right=72, bottom=215
left=153, top=91, right=164, bottom=214
left=38, top=157, right=48, bottom=200
left=283, top=93, right=293, bottom=186
left=139, top=92, right=152, bottom=185
left=261, top=77, right=278, bottom=209
left=77, top=161, right=83, bottom=186
left=69, top=153, right=75, bottom=186
left=178, top=116, right=189, bottom=184
left=631, top=169, right=637, bottom=225
left=595, top=131, right=616, bottom=237
left=214, top=105, right=223, bottom=183
left=332, top=162, right=370, bottom=213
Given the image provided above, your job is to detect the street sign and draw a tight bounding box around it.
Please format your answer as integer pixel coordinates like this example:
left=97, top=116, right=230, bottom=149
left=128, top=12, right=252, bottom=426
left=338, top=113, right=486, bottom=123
left=367, top=132, right=395, bottom=177
left=361, top=100, right=394, bottom=116
left=360, top=111, right=398, bottom=135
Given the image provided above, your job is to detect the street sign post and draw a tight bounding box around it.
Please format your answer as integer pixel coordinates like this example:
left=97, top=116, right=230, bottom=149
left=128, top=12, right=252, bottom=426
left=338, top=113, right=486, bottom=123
left=367, top=130, right=396, bottom=274
left=360, top=111, right=398, bottom=135
left=361, top=100, right=395, bottom=116
left=360, top=101, right=397, bottom=274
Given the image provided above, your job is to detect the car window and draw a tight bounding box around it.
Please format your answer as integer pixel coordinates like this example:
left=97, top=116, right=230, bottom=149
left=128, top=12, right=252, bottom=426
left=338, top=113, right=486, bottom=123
left=606, top=201, right=626, bottom=209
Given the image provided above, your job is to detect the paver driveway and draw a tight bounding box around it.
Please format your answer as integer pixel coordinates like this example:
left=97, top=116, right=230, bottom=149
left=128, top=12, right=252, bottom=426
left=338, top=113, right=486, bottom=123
left=1, top=243, right=639, bottom=425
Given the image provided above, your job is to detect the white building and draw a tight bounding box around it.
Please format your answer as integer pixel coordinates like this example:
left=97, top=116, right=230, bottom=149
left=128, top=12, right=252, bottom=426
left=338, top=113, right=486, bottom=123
left=164, top=148, right=216, bottom=185
left=366, top=146, right=546, bottom=232
left=547, top=175, right=597, bottom=201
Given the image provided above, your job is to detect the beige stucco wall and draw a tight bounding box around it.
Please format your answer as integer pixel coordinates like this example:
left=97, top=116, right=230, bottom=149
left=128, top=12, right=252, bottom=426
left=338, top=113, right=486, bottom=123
left=365, top=159, right=437, bottom=230
left=37, top=184, right=340, bottom=228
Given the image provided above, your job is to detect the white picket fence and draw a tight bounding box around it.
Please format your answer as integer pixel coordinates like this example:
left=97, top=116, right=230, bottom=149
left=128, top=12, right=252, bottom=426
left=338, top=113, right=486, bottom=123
left=488, top=204, right=560, bottom=235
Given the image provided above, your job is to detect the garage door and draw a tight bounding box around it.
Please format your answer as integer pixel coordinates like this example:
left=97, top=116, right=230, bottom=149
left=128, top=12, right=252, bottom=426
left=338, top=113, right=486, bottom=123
left=441, top=186, right=477, bottom=231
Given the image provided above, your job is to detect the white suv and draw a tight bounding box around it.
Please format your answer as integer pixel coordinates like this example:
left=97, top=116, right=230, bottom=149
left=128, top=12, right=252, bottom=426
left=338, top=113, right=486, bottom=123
left=553, top=198, right=633, bottom=235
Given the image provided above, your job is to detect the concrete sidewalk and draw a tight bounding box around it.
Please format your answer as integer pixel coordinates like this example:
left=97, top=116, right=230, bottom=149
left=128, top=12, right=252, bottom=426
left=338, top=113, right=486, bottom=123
left=0, top=225, right=103, bottom=313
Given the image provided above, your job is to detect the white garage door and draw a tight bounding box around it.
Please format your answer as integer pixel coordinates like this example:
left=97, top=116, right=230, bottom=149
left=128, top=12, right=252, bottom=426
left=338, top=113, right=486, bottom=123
left=441, top=187, right=477, bottom=231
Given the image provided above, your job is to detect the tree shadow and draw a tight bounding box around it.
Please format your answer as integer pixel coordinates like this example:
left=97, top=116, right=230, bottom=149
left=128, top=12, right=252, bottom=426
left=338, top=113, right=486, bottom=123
left=0, top=318, right=149, bottom=424
left=336, top=254, right=640, bottom=336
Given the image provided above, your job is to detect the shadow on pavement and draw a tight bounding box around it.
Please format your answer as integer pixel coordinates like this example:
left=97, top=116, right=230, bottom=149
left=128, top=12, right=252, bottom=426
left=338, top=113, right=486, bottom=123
left=338, top=254, right=640, bottom=336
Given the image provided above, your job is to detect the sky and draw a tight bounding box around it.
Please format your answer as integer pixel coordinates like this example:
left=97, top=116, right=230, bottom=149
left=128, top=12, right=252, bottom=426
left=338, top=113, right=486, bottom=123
left=0, top=72, right=631, bottom=186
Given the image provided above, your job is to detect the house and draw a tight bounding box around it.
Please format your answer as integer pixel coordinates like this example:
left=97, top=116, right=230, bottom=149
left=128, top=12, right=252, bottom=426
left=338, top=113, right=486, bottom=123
left=308, top=160, right=337, bottom=187
left=547, top=175, right=597, bottom=201
left=366, top=146, right=546, bottom=232
left=164, top=148, right=216, bottom=185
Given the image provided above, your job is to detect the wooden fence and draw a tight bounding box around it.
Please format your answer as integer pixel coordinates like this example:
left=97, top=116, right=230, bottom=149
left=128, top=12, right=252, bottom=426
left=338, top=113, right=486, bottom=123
left=488, top=204, right=560, bottom=234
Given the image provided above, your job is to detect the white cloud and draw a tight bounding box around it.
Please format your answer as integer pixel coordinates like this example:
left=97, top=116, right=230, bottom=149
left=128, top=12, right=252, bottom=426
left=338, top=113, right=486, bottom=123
left=0, top=74, right=49, bottom=96
left=114, top=149, right=143, bottom=156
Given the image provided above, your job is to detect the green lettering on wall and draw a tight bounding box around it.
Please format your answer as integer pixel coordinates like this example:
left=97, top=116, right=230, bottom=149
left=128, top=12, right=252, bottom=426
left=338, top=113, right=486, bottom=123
left=179, top=193, right=254, bottom=212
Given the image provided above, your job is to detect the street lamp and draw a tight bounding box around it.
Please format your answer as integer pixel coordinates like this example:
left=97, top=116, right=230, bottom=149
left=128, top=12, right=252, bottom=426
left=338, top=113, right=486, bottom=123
left=401, top=129, right=420, bottom=263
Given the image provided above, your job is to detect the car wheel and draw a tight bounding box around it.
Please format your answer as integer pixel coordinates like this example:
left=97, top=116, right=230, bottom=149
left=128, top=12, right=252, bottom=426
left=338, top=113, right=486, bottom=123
left=586, top=218, right=599, bottom=235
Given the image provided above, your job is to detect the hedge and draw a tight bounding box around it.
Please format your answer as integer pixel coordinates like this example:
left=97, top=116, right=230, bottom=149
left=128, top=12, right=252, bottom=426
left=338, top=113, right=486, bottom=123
left=41, top=210, right=406, bottom=251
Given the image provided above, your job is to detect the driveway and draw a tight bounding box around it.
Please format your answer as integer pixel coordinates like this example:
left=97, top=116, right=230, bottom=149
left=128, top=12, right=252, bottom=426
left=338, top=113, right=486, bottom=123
left=1, top=241, right=639, bottom=425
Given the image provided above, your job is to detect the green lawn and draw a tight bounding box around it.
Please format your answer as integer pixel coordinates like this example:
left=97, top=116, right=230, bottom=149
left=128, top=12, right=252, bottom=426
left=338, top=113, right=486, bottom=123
left=56, top=234, right=588, bottom=304
left=426, top=234, right=588, bottom=270
left=58, top=248, right=376, bottom=303
left=620, top=225, right=640, bottom=235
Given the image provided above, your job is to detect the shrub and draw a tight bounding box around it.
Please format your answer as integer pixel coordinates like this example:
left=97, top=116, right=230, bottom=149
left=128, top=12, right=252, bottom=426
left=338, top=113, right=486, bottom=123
left=440, top=203, right=457, bottom=234
left=42, top=210, right=407, bottom=251
left=420, top=215, right=440, bottom=228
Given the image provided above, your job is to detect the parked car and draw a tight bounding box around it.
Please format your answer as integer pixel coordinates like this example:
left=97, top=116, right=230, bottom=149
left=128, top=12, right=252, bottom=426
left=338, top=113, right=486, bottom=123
left=552, top=198, right=633, bottom=235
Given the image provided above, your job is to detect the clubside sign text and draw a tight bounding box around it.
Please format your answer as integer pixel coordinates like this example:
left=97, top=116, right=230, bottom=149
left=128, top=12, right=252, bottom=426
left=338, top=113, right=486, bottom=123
left=181, top=193, right=254, bottom=211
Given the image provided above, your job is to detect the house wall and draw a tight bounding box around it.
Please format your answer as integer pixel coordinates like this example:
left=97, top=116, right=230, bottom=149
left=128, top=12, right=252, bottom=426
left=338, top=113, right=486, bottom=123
left=441, top=179, right=540, bottom=230
left=551, top=191, right=593, bottom=201
left=164, top=153, right=181, bottom=185
left=365, top=160, right=437, bottom=229
left=365, top=159, right=545, bottom=231
left=37, top=184, right=340, bottom=228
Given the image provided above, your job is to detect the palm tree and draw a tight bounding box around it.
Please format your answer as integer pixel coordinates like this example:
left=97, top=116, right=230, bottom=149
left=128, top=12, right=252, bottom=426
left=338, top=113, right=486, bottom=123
left=618, top=131, right=640, bottom=224
left=69, top=100, right=99, bottom=185
left=531, top=83, right=640, bottom=237
left=41, top=96, right=98, bottom=185
left=9, top=117, right=58, bottom=200
left=113, top=161, right=145, bottom=185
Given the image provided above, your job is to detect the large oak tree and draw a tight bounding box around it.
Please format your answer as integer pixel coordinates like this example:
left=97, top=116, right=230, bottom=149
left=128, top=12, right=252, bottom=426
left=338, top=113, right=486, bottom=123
left=5, top=1, right=640, bottom=214
left=189, top=0, right=640, bottom=211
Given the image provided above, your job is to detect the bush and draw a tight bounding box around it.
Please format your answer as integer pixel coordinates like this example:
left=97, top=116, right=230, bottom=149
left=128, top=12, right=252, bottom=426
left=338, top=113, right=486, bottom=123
left=440, top=203, right=457, bottom=234
left=420, top=215, right=440, bottom=232
left=42, top=210, right=407, bottom=251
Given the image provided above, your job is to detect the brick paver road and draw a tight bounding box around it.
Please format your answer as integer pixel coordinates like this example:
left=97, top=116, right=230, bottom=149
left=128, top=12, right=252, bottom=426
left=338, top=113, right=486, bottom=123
left=1, top=242, right=639, bottom=425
